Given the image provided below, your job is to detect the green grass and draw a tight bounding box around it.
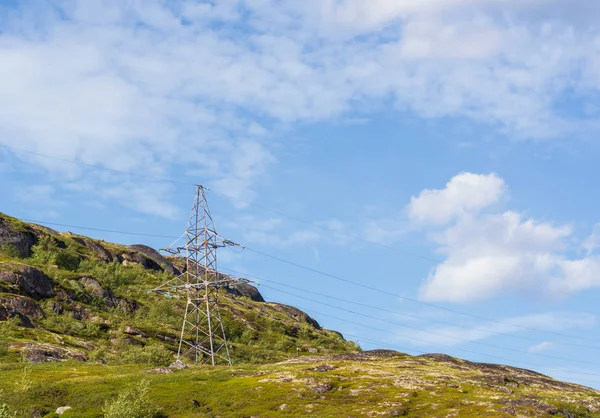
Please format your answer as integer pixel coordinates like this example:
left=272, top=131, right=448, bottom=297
left=0, top=354, right=598, bottom=417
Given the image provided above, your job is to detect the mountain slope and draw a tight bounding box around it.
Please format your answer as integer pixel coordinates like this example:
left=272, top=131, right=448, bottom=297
left=1, top=212, right=599, bottom=417
left=0, top=212, right=357, bottom=367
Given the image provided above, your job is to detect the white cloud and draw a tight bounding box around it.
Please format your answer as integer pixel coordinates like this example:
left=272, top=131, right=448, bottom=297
left=2, top=0, right=600, bottom=216
left=407, top=173, right=505, bottom=225
left=412, top=172, right=600, bottom=303
left=582, top=223, right=600, bottom=256
left=393, top=311, right=595, bottom=347
left=529, top=341, right=555, bottom=353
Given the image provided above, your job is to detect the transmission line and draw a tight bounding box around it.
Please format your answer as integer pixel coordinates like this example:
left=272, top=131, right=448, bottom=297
left=259, top=283, right=600, bottom=366
left=218, top=266, right=600, bottom=351
left=241, top=246, right=600, bottom=344
left=1, top=143, right=438, bottom=262
left=265, top=297, right=600, bottom=379
left=11, top=216, right=600, bottom=346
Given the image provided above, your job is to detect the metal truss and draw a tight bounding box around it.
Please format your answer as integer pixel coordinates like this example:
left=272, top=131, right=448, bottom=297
left=151, top=185, right=247, bottom=366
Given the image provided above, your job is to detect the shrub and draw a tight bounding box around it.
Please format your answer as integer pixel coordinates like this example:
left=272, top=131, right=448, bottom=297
left=54, top=250, right=80, bottom=271
left=122, top=344, right=173, bottom=366
left=79, top=261, right=146, bottom=289
left=103, top=380, right=165, bottom=418
left=28, top=235, right=58, bottom=266
left=0, top=244, right=20, bottom=259
left=0, top=317, right=20, bottom=357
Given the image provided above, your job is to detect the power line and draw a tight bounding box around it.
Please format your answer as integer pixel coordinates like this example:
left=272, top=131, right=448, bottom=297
left=219, top=266, right=600, bottom=351
left=20, top=219, right=180, bottom=239
left=11, top=214, right=600, bottom=380
left=1, top=143, right=438, bottom=263
left=335, top=332, right=600, bottom=386
left=242, top=246, right=600, bottom=344
left=258, top=283, right=600, bottom=367
left=13, top=216, right=600, bottom=346
left=264, top=298, right=600, bottom=379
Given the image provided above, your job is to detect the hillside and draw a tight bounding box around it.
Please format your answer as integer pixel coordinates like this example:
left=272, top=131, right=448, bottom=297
left=1, top=212, right=599, bottom=417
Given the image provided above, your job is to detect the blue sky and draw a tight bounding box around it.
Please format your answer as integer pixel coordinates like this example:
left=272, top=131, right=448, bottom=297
left=2, top=0, right=600, bottom=388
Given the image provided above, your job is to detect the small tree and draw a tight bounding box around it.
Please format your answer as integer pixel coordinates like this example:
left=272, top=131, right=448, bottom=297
left=0, top=244, right=20, bottom=259
left=103, top=379, right=165, bottom=418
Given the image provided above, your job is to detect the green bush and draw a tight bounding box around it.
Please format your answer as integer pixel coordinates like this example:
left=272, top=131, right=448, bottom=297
left=0, top=317, right=20, bottom=358
left=121, top=344, right=173, bottom=366
left=103, top=380, right=165, bottom=418
left=79, top=261, right=146, bottom=289
left=0, top=244, right=20, bottom=259
left=141, top=299, right=181, bottom=326
left=28, top=235, right=81, bottom=270
left=40, top=314, right=104, bottom=338
left=28, top=235, right=58, bottom=266
left=54, top=250, right=80, bottom=271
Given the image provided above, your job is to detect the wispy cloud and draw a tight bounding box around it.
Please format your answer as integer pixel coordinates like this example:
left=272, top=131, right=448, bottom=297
left=2, top=0, right=600, bottom=216
left=529, top=341, right=555, bottom=353
left=391, top=311, right=595, bottom=347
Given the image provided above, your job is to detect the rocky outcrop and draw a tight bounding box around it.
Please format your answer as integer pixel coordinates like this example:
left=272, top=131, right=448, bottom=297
left=129, top=244, right=180, bottom=275
left=71, top=237, right=119, bottom=262
left=121, top=251, right=162, bottom=271
left=226, top=282, right=265, bottom=302
left=271, top=303, right=321, bottom=329
left=0, top=263, right=53, bottom=299
left=79, top=277, right=119, bottom=308
left=124, top=326, right=147, bottom=338
left=20, top=343, right=87, bottom=363
left=0, top=295, right=44, bottom=328
left=0, top=216, right=37, bottom=258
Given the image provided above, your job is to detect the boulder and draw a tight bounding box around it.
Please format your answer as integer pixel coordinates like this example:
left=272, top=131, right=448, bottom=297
left=271, top=303, right=321, bottom=329
left=0, top=216, right=37, bottom=258
left=70, top=304, right=93, bottom=320
left=56, top=406, right=72, bottom=415
left=0, top=263, right=53, bottom=299
left=0, top=295, right=44, bottom=328
left=22, top=343, right=87, bottom=363
left=78, top=277, right=119, bottom=308
left=121, top=251, right=162, bottom=271
left=169, top=360, right=189, bottom=370
left=129, top=244, right=180, bottom=275
left=156, top=333, right=178, bottom=343
left=72, top=237, right=119, bottom=262
left=124, top=326, right=147, bottom=338
left=0, top=295, right=44, bottom=319
left=226, top=282, right=265, bottom=302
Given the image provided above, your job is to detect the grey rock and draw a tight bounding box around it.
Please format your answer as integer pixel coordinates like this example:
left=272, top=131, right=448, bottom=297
left=271, top=303, right=321, bottom=329
left=156, top=333, right=178, bottom=343
left=0, top=264, right=53, bottom=299
left=51, top=301, right=64, bottom=314
left=56, top=406, right=72, bottom=415
left=124, top=326, right=147, bottom=338
left=0, top=216, right=37, bottom=258
left=311, top=384, right=333, bottom=394
left=169, top=360, right=189, bottom=370
left=78, top=277, right=119, bottom=307
left=72, top=237, right=117, bottom=262
left=226, top=282, right=265, bottom=302
left=24, top=343, right=87, bottom=363
left=129, top=244, right=180, bottom=275
left=121, top=252, right=162, bottom=271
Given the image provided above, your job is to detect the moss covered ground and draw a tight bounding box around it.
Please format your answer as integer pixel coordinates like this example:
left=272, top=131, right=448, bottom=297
left=1, top=351, right=599, bottom=417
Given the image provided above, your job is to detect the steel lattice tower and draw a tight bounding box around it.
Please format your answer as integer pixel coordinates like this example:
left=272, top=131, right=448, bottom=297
left=152, top=185, right=246, bottom=365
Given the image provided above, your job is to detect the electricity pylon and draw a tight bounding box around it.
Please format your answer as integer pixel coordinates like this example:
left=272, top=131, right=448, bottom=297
left=151, top=185, right=247, bottom=366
